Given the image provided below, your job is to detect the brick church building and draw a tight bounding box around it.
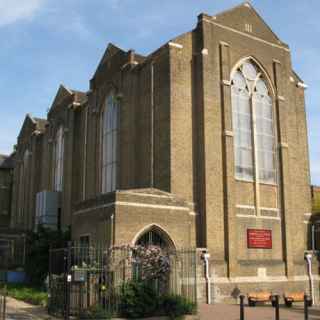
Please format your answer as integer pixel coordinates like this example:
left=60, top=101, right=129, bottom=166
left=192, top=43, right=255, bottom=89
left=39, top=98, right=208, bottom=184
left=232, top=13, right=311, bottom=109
left=2, top=2, right=318, bottom=303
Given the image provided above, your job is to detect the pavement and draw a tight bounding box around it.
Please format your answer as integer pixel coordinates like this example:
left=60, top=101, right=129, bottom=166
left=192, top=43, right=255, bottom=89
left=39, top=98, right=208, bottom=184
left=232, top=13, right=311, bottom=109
left=5, top=297, right=320, bottom=319
left=199, top=303, right=320, bottom=320
left=6, top=297, right=58, bottom=320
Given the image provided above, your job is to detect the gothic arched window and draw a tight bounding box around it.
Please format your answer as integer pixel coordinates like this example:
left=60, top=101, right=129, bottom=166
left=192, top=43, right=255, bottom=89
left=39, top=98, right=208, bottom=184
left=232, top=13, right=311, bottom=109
left=231, top=60, right=276, bottom=184
left=135, top=225, right=175, bottom=250
left=54, top=126, right=64, bottom=191
left=101, top=94, right=118, bottom=193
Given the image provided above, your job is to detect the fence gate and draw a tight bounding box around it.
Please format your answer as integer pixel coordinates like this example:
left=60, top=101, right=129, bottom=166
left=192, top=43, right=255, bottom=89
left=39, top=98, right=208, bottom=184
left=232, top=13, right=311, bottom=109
left=48, top=247, right=68, bottom=318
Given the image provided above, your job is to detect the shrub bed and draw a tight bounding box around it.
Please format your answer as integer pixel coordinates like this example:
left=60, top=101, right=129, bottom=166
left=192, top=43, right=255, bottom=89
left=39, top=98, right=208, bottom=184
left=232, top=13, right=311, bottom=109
left=118, top=280, right=197, bottom=320
left=6, top=283, right=48, bottom=306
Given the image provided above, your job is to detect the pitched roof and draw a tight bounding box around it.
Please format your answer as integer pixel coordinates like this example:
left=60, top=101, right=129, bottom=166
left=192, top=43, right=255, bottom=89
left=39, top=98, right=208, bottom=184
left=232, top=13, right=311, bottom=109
left=96, top=43, right=125, bottom=70
left=71, top=89, right=87, bottom=104
left=32, top=117, right=48, bottom=132
left=212, top=1, right=288, bottom=48
left=49, top=84, right=73, bottom=111
left=92, top=43, right=128, bottom=79
left=0, top=154, right=14, bottom=169
left=48, top=85, right=87, bottom=115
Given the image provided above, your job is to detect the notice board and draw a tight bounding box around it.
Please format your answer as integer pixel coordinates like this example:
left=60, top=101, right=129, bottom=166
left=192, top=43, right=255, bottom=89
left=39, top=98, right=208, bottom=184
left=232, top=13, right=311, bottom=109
left=247, top=229, right=272, bottom=249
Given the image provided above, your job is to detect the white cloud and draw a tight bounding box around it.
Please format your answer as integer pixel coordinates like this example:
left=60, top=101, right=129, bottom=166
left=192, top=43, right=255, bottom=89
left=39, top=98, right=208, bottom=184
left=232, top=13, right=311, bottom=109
left=0, top=0, right=45, bottom=27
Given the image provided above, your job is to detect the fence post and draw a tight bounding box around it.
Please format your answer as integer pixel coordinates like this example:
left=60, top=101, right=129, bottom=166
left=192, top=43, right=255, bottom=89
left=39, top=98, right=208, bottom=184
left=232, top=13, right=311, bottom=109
left=67, top=242, right=72, bottom=320
left=0, top=285, right=6, bottom=320
left=272, top=295, right=280, bottom=320
left=240, top=294, right=245, bottom=320
left=63, top=248, right=68, bottom=320
left=64, top=242, right=71, bottom=320
left=4, top=286, right=6, bottom=320
left=304, top=294, right=310, bottom=320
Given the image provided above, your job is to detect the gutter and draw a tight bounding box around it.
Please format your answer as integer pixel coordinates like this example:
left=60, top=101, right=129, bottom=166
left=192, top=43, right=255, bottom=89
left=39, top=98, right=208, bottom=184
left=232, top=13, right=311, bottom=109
left=305, top=253, right=315, bottom=305
left=202, top=252, right=211, bottom=304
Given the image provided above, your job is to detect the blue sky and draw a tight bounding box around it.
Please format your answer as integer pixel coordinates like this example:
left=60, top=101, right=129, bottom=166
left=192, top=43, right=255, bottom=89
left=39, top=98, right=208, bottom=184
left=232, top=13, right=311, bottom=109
left=0, top=0, right=319, bottom=184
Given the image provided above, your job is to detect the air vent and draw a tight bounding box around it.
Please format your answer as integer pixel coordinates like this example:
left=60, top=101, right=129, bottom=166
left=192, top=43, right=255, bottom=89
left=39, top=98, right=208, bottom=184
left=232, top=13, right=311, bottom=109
left=245, top=23, right=253, bottom=33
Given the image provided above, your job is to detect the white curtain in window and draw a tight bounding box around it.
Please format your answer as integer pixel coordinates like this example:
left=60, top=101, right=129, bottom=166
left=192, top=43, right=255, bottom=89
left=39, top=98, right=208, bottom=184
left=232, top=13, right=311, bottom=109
left=101, top=95, right=118, bottom=193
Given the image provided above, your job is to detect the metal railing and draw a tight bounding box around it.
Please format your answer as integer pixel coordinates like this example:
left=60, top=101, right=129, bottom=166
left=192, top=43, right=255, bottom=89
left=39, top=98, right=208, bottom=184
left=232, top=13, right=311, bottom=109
left=239, top=294, right=313, bottom=320
left=0, top=285, right=6, bottom=320
left=48, top=242, right=197, bottom=319
left=0, top=237, right=25, bottom=270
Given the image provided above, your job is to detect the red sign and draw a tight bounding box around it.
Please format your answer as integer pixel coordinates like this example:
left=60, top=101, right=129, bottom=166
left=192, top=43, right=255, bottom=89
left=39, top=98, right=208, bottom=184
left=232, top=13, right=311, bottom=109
left=247, top=229, right=272, bottom=249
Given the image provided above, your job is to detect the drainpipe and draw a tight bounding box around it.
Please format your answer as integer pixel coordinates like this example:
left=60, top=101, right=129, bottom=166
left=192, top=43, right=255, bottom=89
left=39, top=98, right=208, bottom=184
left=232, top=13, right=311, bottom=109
left=305, top=253, right=315, bottom=305
left=150, top=62, right=154, bottom=188
left=202, top=252, right=211, bottom=304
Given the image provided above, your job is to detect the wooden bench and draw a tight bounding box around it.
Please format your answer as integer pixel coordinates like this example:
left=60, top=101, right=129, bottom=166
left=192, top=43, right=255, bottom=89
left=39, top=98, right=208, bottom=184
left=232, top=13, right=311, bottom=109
left=284, top=292, right=310, bottom=307
left=247, top=292, right=271, bottom=306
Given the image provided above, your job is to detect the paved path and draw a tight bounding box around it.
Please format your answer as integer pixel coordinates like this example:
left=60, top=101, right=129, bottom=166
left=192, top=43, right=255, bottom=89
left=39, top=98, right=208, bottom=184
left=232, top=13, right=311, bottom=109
left=199, top=303, right=320, bottom=320
left=6, top=297, right=58, bottom=320
left=5, top=297, right=320, bottom=319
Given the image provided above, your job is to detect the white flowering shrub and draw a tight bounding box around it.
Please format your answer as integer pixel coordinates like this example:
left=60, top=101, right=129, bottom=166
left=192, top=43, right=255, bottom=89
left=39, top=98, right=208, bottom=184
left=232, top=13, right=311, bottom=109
left=109, top=245, right=171, bottom=283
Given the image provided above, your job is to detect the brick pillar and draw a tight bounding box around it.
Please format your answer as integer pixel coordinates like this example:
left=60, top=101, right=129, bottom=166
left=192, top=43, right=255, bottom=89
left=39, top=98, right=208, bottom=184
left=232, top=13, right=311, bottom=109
left=28, top=134, right=37, bottom=230
left=273, top=60, right=293, bottom=277
left=219, top=41, right=237, bottom=277
left=196, top=14, right=226, bottom=261
left=64, top=108, right=75, bottom=227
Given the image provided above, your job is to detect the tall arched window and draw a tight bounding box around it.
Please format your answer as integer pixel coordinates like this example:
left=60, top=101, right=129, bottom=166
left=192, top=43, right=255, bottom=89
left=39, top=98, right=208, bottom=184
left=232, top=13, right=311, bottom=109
left=231, top=60, right=276, bottom=184
left=101, top=94, right=118, bottom=193
left=54, top=126, right=64, bottom=191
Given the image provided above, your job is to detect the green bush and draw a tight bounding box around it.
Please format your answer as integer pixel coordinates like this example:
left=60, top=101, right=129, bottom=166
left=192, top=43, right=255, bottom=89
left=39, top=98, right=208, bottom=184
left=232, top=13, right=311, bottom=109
left=118, top=280, right=197, bottom=319
left=161, top=294, right=197, bottom=320
left=25, top=226, right=70, bottom=285
left=119, top=280, right=159, bottom=318
left=79, top=305, right=111, bottom=319
left=7, top=284, right=48, bottom=306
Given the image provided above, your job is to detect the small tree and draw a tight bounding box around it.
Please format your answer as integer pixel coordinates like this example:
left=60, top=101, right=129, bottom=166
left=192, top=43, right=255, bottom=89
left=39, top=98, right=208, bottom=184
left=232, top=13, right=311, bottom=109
left=108, top=245, right=170, bottom=293
left=25, top=225, right=70, bottom=286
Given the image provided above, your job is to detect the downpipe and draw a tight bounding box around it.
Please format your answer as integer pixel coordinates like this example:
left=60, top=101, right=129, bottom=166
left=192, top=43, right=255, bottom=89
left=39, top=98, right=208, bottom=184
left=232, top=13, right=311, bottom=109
left=305, top=253, right=315, bottom=305
left=202, top=252, right=211, bottom=304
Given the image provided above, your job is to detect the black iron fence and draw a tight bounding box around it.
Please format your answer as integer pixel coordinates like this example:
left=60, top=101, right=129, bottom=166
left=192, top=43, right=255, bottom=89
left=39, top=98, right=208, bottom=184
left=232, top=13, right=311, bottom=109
left=0, top=237, right=25, bottom=270
left=0, top=285, right=6, bottom=320
left=48, top=243, right=197, bottom=318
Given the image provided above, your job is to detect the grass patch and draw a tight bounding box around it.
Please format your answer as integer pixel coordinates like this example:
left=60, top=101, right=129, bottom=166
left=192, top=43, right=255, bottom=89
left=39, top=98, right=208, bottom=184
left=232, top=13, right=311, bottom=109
left=6, top=283, right=48, bottom=306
